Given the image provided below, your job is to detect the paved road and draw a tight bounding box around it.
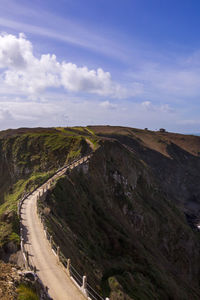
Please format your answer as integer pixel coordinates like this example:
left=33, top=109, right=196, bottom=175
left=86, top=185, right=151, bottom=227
left=21, top=159, right=86, bottom=300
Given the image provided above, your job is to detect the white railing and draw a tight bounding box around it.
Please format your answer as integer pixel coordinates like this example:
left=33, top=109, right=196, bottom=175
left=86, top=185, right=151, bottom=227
left=18, top=154, right=110, bottom=300
left=39, top=213, right=108, bottom=300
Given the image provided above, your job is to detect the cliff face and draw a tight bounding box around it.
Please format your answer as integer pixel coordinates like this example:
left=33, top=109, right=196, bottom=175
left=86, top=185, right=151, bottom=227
left=0, top=127, right=92, bottom=254
left=89, top=126, right=200, bottom=226
left=1, top=126, right=200, bottom=300
left=43, top=132, right=200, bottom=300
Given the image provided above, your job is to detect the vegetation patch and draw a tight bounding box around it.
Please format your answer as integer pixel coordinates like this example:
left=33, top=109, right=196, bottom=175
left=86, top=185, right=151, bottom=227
left=0, top=127, right=94, bottom=252
left=16, top=283, right=39, bottom=300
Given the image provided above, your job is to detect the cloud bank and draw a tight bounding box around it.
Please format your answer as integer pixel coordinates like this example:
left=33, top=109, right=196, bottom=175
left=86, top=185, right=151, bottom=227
left=0, top=32, right=199, bottom=133
left=0, top=33, right=126, bottom=97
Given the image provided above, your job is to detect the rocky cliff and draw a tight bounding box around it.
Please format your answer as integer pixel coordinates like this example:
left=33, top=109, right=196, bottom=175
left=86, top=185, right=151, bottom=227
left=40, top=127, right=200, bottom=300
left=1, top=126, right=200, bottom=300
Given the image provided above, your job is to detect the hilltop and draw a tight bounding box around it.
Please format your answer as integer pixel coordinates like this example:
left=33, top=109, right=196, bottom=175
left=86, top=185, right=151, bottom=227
left=0, top=126, right=200, bottom=299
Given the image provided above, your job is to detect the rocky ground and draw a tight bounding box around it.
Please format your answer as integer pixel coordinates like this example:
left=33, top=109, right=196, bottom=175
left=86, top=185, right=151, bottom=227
left=0, top=260, right=52, bottom=300
left=0, top=261, right=21, bottom=299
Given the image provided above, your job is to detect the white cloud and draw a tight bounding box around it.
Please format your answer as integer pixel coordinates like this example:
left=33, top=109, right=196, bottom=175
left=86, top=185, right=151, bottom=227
left=160, top=104, right=174, bottom=113
left=0, top=95, right=198, bottom=134
left=61, top=64, right=116, bottom=95
left=0, top=96, right=179, bottom=132
left=0, top=33, right=128, bottom=98
left=0, top=31, right=199, bottom=133
left=141, top=101, right=153, bottom=110
left=141, top=101, right=173, bottom=113
left=99, top=100, right=117, bottom=109
left=0, top=32, right=33, bottom=69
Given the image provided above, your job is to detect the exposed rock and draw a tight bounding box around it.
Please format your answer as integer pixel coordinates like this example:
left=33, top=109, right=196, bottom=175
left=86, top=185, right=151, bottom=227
left=43, top=133, right=200, bottom=300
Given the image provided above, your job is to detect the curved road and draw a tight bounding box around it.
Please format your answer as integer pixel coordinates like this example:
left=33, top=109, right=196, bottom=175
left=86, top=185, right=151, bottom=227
left=21, top=158, right=87, bottom=300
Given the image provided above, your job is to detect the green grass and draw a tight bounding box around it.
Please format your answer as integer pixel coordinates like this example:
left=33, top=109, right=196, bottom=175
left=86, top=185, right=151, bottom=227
left=86, top=127, right=95, bottom=135
left=9, top=232, right=20, bottom=244
left=17, top=284, right=39, bottom=300
left=86, top=137, right=100, bottom=150
left=0, top=179, right=27, bottom=216
left=0, top=127, right=94, bottom=249
left=0, top=171, right=54, bottom=247
left=56, top=126, right=93, bottom=137
left=67, top=148, right=81, bottom=160
left=0, top=171, right=53, bottom=216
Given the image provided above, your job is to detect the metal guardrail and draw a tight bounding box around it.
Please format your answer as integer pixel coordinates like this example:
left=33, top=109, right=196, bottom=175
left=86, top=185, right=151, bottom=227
left=18, top=154, right=109, bottom=300
left=70, top=264, right=83, bottom=287
left=87, top=282, right=104, bottom=300
left=18, top=156, right=90, bottom=284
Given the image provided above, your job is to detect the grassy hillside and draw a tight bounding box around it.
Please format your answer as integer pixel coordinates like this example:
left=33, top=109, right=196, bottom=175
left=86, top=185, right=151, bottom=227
left=0, top=127, right=96, bottom=255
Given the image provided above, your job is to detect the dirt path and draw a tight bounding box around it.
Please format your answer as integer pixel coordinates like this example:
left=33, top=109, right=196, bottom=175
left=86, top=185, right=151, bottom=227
left=21, top=159, right=86, bottom=300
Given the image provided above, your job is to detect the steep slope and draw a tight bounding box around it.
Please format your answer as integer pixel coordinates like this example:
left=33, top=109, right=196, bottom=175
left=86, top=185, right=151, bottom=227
left=0, top=127, right=94, bottom=260
left=42, top=136, right=200, bottom=300
left=1, top=125, right=200, bottom=300
left=89, top=126, right=200, bottom=226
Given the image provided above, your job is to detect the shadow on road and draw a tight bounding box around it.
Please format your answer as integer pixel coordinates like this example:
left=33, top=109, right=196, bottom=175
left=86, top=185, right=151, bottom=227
left=21, top=222, right=29, bottom=243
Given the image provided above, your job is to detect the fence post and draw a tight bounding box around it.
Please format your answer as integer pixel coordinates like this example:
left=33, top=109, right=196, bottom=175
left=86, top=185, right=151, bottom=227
left=21, top=237, right=24, bottom=252
left=57, top=246, right=60, bottom=259
left=50, top=235, right=53, bottom=247
left=67, top=258, right=71, bottom=276
left=82, top=275, right=88, bottom=296
left=23, top=250, right=29, bottom=270
left=20, top=227, right=23, bottom=238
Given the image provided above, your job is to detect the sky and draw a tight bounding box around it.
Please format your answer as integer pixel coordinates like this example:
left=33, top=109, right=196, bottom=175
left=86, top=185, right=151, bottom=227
left=0, top=0, right=200, bottom=133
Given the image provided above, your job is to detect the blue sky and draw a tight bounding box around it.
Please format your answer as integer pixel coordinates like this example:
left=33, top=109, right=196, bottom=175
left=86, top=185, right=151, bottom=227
left=0, top=0, right=200, bottom=133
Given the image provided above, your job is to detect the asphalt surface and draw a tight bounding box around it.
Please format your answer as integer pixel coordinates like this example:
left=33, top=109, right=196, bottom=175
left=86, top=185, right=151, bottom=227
left=21, top=159, right=86, bottom=300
